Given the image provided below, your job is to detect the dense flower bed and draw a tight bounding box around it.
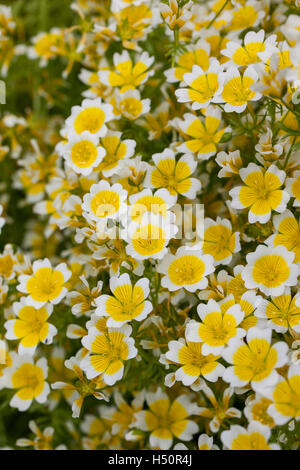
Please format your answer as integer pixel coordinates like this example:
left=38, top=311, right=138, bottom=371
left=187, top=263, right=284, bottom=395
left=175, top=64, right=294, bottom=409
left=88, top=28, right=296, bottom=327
left=0, top=0, right=300, bottom=450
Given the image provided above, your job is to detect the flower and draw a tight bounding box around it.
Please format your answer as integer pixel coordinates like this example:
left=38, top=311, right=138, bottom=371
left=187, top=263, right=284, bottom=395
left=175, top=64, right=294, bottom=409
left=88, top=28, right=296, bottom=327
left=59, top=131, right=105, bottom=176
left=5, top=355, right=49, bottom=411
left=285, top=171, right=300, bottom=207
left=221, top=30, right=277, bottom=67
left=186, top=297, right=245, bottom=356
left=157, top=246, right=214, bottom=292
left=164, top=331, right=224, bottom=385
left=177, top=107, right=227, bottom=160
left=65, top=98, right=114, bottom=138
left=17, top=258, right=71, bottom=308
left=229, top=163, right=289, bottom=224
left=116, top=89, right=151, bottom=120
left=244, top=394, right=275, bottom=428
left=165, top=40, right=210, bottom=83
left=133, top=389, right=199, bottom=449
left=98, top=51, right=154, bottom=92
left=128, top=188, right=177, bottom=223
left=82, top=181, right=127, bottom=223
left=255, top=288, right=300, bottom=333
left=221, top=422, right=280, bottom=450
left=216, top=66, right=261, bottom=113
left=201, top=217, right=240, bottom=265
left=81, top=324, right=137, bottom=385
left=145, top=148, right=201, bottom=198
left=259, top=365, right=300, bottom=425
left=175, top=59, right=223, bottom=110
left=222, top=326, right=288, bottom=389
left=97, top=131, right=136, bottom=177
left=197, top=383, right=241, bottom=433
left=216, top=150, right=243, bottom=178
left=241, top=244, right=299, bottom=297
left=94, top=273, right=152, bottom=327
left=126, top=212, right=178, bottom=260
left=5, top=297, right=57, bottom=355
left=267, top=210, right=300, bottom=263
left=160, top=0, right=192, bottom=30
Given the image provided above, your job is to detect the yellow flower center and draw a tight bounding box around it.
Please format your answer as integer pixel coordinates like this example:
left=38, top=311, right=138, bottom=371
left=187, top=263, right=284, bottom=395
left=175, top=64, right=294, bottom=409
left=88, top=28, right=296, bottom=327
left=71, top=140, right=98, bottom=168
left=168, top=255, right=205, bottom=286
left=252, top=255, right=290, bottom=289
left=74, top=107, right=105, bottom=134
left=26, top=267, right=65, bottom=302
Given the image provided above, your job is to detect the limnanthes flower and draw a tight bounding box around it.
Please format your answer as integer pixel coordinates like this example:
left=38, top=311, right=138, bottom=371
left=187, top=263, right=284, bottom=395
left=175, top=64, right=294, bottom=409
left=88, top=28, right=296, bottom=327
left=17, top=258, right=71, bottom=308
left=177, top=107, right=227, bottom=160
left=98, top=50, right=154, bottom=92
left=201, top=217, right=240, bottom=265
left=221, top=422, right=280, bottom=450
left=65, top=98, right=114, bottom=139
left=133, top=389, right=199, bottom=450
left=157, top=246, right=214, bottom=292
left=81, top=324, right=137, bottom=385
left=255, top=288, right=300, bottom=333
left=4, top=355, right=49, bottom=411
left=267, top=210, right=300, bottom=263
left=186, top=297, right=245, bottom=356
left=175, top=59, right=223, bottom=110
left=230, top=163, right=289, bottom=224
left=5, top=298, right=57, bottom=355
left=217, top=65, right=262, bottom=113
left=222, top=326, right=288, bottom=389
left=94, top=273, right=152, bottom=327
left=145, top=148, right=201, bottom=198
left=259, top=365, right=300, bottom=425
left=241, top=244, right=299, bottom=297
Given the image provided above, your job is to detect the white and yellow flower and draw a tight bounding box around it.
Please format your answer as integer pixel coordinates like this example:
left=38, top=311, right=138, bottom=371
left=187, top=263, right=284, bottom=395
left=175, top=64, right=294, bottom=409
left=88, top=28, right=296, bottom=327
left=222, top=326, right=288, bottom=389
left=133, top=389, right=199, bottom=450
left=201, top=217, right=240, bottom=265
left=81, top=324, right=137, bottom=385
left=98, top=50, right=154, bottom=92
left=65, top=98, right=114, bottom=139
left=286, top=171, right=300, bottom=207
left=5, top=297, right=57, bottom=355
left=116, top=89, right=151, bottom=120
left=260, top=365, right=300, bottom=425
left=164, top=333, right=224, bottom=385
left=129, top=188, right=177, bottom=223
left=175, top=59, right=223, bottom=110
left=165, top=40, right=210, bottom=83
left=229, top=163, right=289, bottom=224
left=221, top=30, right=277, bottom=68
left=94, top=273, right=152, bottom=327
left=221, top=422, right=280, bottom=450
left=216, top=150, right=243, bottom=178
left=97, top=131, right=136, bottom=177
left=267, top=210, right=300, bottom=263
left=186, top=297, right=245, bottom=356
left=216, top=65, right=262, bottom=113
left=145, top=148, right=201, bottom=198
left=60, top=131, right=105, bottom=176
left=126, top=212, right=178, bottom=260
left=197, top=383, right=241, bottom=433
left=241, top=244, right=299, bottom=296
left=5, top=355, right=49, bottom=411
left=255, top=288, right=300, bottom=333
left=82, top=181, right=128, bottom=222
left=157, top=246, right=214, bottom=292
left=244, top=393, right=275, bottom=428
left=177, top=107, right=227, bottom=159
left=17, top=258, right=71, bottom=308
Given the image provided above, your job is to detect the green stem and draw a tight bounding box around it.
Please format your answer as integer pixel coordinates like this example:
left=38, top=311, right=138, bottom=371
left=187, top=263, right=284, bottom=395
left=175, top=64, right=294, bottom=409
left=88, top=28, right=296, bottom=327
left=206, top=0, right=230, bottom=29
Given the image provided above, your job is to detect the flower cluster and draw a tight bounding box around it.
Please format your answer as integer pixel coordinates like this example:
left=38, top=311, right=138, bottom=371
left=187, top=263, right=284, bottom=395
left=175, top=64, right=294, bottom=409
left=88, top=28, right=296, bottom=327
left=1, top=0, right=300, bottom=451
